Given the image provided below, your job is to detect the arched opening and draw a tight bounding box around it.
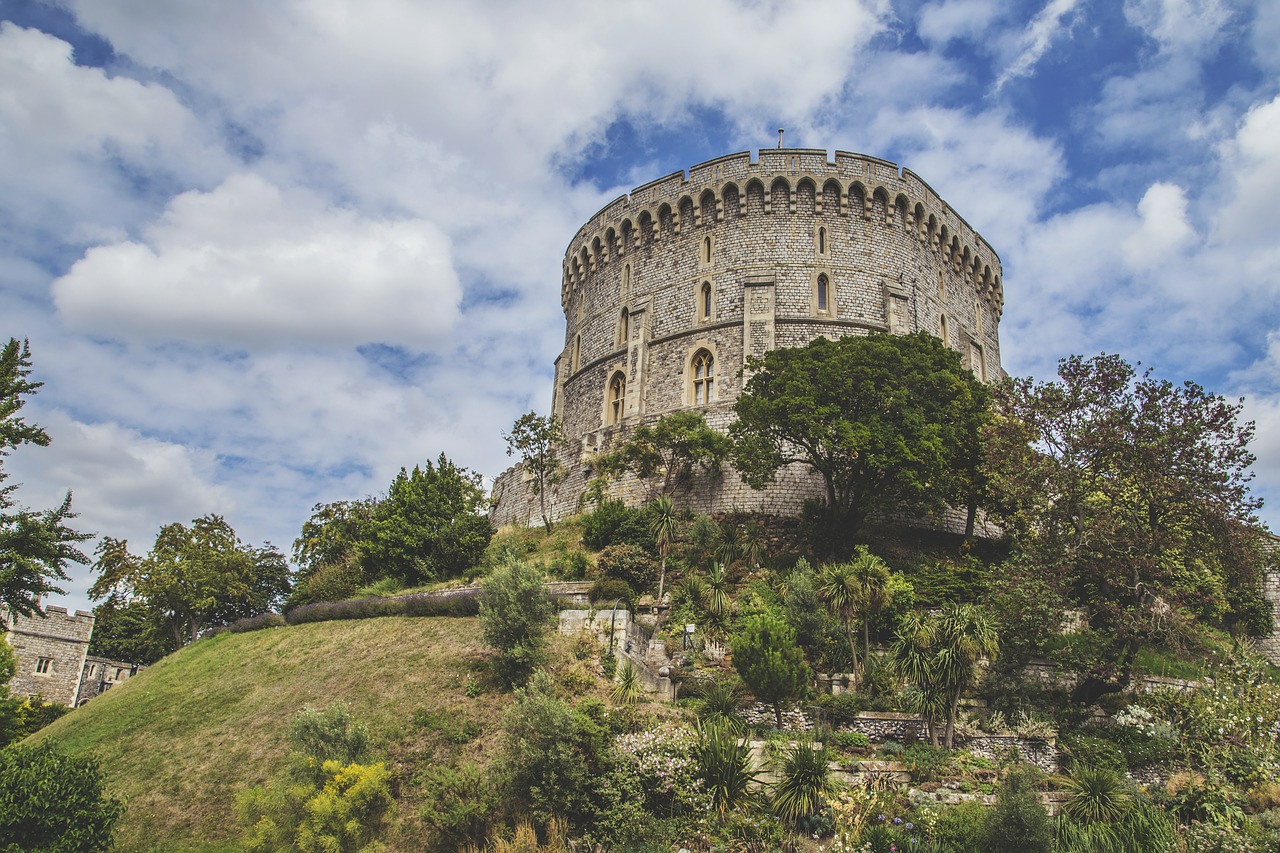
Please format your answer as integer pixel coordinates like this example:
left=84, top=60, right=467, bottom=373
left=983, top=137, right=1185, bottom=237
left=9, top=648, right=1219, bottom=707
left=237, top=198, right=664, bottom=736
left=699, top=281, right=713, bottom=322
left=703, top=236, right=712, bottom=264
left=571, top=335, right=581, bottom=373
left=817, top=274, right=830, bottom=312
left=691, top=349, right=715, bottom=406
left=818, top=226, right=826, bottom=254
left=607, top=372, right=626, bottom=425
left=617, top=308, right=630, bottom=348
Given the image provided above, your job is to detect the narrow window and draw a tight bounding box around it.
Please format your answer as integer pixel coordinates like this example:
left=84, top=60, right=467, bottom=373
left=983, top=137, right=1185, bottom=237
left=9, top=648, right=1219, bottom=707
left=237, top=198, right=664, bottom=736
left=818, top=227, right=826, bottom=254
left=622, top=264, right=631, bottom=299
left=703, top=236, right=712, bottom=264
left=974, top=296, right=983, bottom=336
left=88, top=664, right=96, bottom=677
left=817, top=274, right=829, bottom=312
left=617, top=309, right=629, bottom=348
left=970, top=343, right=986, bottom=382
left=35, top=657, right=52, bottom=675
left=571, top=335, right=581, bottom=373
left=607, top=373, right=626, bottom=425
left=692, top=349, right=715, bottom=405
left=115, top=667, right=125, bottom=680
left=937, top=270, right=946, bottom=300
left=699, top=281, right=713, bottom=322
left=939, top=314, right=948, bottom=345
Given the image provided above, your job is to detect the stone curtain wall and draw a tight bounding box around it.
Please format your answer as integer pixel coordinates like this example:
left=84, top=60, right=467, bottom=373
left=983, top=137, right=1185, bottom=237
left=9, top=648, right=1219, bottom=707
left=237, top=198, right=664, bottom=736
left=494, top=148, right=1007, bottom=529
left=1256, top=535, right=1280, bottom=665
left=3, top=605, right=95, bottom=707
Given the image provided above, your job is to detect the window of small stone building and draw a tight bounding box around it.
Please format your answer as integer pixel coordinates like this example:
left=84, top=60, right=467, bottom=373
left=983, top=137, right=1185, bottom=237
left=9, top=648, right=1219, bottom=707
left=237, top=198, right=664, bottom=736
left=88, top=664, right=97, bottom=677
left=35, top=657, right=51, bottom=675
left=691, top=349, right=715, bottom=406
left=698, top=281, right=713, bottom=322
left=607, top=372, right=626, bottom=425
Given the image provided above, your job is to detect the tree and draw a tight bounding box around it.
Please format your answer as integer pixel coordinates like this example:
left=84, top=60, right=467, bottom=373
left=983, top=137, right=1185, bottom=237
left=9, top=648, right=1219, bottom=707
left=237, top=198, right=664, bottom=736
left=479, top=556, right=556, bottom=688
left=648, top=495, right=678, bottom=601
left=983, top=764, right=1054, bottom=853
left=288, top=499, right=377, bottom=606
left=361, top=454, right=492, bottom=585
left=0, top=338, right=90, bottom=616
left=732, top=613, right=810, bottom=728
left=504, top=412, right=565, bottom=533
left=730, top=332, right=986, bottom=553
left=593, top=410, right=730, bottom=499
left=891, top=602, right=998, bottom=748
left=0, top=742, right=124, bottom=852
left=984, top=354, right=1268, bottom=702
left=89, top=518, right=291, bottom=648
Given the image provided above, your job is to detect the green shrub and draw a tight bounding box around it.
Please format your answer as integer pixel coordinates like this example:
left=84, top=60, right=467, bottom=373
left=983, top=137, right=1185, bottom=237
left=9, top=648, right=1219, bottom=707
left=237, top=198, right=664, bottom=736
left=582, top=496, right=650, bottom=551
left=933, top=800, right=988, bottom=852
left=983, top=765, right=1054, bottom=853
left=830, top=730, right=869, bottom=751
left=1062, top=731, right=1127, bottom=774
left=479, top=556, right=556, bottom=688
left=696, top=719, right=757, bottom=817
left=288, top=704, right=370, bottom=777
left=0, top=742, right=124, bottom=853
left=904, top=742, right=950, bottom=783
left=595, top=543, right=658, bottom=594
left=589, top=578, right=635, bottom=607
left=416, top=762, right=499, bottom=847
left=815, top=690, right=865, bottom=724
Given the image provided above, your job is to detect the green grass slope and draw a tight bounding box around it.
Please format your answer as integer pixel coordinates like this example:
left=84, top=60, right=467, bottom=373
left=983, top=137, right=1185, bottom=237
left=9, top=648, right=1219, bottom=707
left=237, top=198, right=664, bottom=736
left=32, top=616, right=507, bottom=852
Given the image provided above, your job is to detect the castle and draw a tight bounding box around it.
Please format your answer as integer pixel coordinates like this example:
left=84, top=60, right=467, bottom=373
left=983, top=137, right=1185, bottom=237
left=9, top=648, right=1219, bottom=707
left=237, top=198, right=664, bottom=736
left=3, top=606, right=142, bottom=707
left=492, top=148, right=1004, bottom=526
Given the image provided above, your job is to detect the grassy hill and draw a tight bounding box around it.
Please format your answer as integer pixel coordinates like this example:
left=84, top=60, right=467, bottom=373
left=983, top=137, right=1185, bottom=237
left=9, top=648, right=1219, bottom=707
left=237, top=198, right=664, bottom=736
left=32, top=615, right=514, bottom=852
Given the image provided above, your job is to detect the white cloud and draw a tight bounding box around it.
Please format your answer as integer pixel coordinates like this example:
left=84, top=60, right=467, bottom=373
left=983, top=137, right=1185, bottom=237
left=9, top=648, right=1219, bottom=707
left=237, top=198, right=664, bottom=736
left=1124, top=0, right=1232, bottom=54
left=1122, top=182, right=1196, bottom=269
left=917, top=0, right=1003, bottom=46
left=994, top=0, right=1082, bottom=90
left=1217, top=95, right=1280, bottom=250
left=52, top=174, right=462, bottom=348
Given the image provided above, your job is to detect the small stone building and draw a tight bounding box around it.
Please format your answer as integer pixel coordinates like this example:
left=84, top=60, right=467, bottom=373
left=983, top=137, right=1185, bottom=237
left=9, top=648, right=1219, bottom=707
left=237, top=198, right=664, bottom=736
left=76, top=655, right=142, bottom=705
left=3, top=605, right=95, bottom=707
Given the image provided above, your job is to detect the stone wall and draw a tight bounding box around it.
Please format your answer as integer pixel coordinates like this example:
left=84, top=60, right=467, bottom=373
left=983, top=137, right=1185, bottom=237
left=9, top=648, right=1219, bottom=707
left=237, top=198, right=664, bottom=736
left=76, top=656, right=144, bottom=705
left=3, top=605, right=95, bottom=707
left=1255, top=536, right=1280, bottom=665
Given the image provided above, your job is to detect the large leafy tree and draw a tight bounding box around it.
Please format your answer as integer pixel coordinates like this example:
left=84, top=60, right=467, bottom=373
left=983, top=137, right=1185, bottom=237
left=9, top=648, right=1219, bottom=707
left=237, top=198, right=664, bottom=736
left=503, top=412, right=565, bottom=532
left=89, top=517, right=291, bottom=648
left=360, top=454, right=492, bottom=585
left=593, top=410, right=730, bottom=499
left=731, top=332, right=987, bottom=553
left=0, top=338, right=90, bottom=615
left=984, top=354, right=1269, bottom=702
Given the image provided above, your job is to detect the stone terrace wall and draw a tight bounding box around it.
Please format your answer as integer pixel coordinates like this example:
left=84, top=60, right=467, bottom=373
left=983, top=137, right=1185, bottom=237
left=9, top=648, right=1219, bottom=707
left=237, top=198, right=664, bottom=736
left=1255, top=535, right=1280, bottom=665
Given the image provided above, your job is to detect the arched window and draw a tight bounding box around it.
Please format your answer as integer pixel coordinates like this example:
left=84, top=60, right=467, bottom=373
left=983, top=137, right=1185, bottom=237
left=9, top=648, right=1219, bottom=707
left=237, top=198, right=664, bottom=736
left=571, top=334, right=581, bottom=373
left=622, top=264, right=631, bottom=300
left=817, top=274, right=830, bottom=312
left=703, top=236, right=712, bottom=264
left=939, top=314, right=948, bottom=346
left=974, top=296, right=983, bottom=337
left=617, top=308, right=629, bottom=348
left=818, top=226, right=826, bottom=254
left=937, top=270, right=946, bottom=301
left=698, top=281, right=713, bottom=322
left=607, top=372, right=626, bottom=425
left=691, top=349, right=715, bottom=406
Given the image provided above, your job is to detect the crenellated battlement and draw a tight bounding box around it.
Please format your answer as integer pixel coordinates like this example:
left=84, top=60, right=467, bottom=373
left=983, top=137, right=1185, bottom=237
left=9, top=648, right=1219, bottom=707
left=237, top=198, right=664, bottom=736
left=561, top=149, right=1002, bottom=316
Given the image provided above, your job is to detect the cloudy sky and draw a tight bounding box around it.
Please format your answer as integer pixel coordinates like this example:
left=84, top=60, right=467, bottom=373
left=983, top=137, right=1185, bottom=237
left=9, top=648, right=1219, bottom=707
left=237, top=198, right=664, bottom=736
left=2, top=0, right=1278, bottom=613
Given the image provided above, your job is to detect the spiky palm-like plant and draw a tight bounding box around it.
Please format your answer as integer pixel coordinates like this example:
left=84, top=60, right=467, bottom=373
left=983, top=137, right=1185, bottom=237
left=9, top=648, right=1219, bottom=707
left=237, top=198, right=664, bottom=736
left=1061, top=764, right=1131, bottom=824
left=689, top=676, right=746, bottom=733
left=772, top=740, right=836, bottom=823
left=817, top=560, right=860, bottom=688
left=610, top=661, right=643, bottom=705
left=648, top=495, right=677, bottom=602
left=849, top=547, right=893, bottom=668
left=706, top=562, right=731, bottom=623
left=695, top=719, right=757, bottom=817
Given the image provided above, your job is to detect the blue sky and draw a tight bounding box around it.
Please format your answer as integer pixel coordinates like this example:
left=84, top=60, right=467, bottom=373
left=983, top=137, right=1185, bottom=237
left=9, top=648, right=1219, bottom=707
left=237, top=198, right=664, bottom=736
left=1, top=0, right=1278, bottom=612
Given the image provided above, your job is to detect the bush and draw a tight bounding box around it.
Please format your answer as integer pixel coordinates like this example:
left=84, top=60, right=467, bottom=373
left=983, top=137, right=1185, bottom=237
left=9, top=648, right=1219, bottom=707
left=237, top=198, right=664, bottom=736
left=595, top=543, right=658, bottom=594
left=286, top=559, right=367, bottom=608
left=933, top=800, right=988, bottom=852
left=589, top=578, right=635, bottom=607
left=582, top=496, right=651, bottom=551
left=480, top=556, right=556, bottom=689
left=289, top=704, right=370, bottom=777
left=1062, top=731, right=1128, bottom=774
left=239, top=760, right=392, bottom=852
left=0, top=742, right=124, bottom=853
left=984, top=765, right=1054, bottom=853
left=815, top=691, right=865, bottom=724
left=284, top=592, right=479, bottom=625
left=416, top=762, right=500, bottom=847
left=830, top=730, right=869, bottom=751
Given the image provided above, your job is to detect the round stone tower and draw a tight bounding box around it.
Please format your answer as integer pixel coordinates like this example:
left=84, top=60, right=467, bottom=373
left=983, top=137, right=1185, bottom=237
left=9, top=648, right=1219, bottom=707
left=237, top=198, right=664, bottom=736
left=491, top=148, right=1004, bottom=527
